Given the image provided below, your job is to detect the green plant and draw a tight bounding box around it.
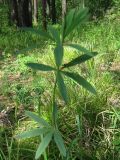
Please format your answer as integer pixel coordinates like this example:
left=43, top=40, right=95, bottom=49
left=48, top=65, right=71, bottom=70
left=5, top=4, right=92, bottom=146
left=0, top=134, right=15, bottom=160
left=15, top=7, right=98, bottom=159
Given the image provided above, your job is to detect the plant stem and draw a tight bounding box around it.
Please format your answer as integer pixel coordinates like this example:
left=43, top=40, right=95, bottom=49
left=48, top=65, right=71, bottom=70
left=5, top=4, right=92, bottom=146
left=38, top=102, right=48, bottom=160
left=52, top=76, right=58, bottom=129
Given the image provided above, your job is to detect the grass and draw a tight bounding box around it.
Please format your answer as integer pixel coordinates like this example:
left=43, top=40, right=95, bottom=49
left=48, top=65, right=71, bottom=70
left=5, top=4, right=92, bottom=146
left=0, top=5, right=120, bottom=160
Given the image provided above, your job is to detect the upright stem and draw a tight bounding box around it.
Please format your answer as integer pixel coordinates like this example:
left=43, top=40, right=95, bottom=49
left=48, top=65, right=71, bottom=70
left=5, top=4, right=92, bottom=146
left=38, top=97, right=47, bottom=160
left=52, top=76, right=57, bottom=128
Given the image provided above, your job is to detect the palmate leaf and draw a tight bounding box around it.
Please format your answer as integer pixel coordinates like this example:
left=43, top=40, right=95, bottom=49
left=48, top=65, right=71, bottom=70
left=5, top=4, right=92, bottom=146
left=15, top=128, right=49, bottom=139
left=65, top=9, right=75, bottom=30
left=63, top=8, right=75, bottom=38
left=35, top=131, right=53, bottom=159
left=72, top=7, right=88, bottom=29
left=62, top=71, right=96, bottom=95
left=21, top=27, right=53, bottom=41
left=15, top=44, right=39, bottom=55
left=54, top=44, right=63, bottom=67
left=25, top=111, right=50, bottom=127
left=54, top=130, right=66, bottom=157
left=57, top=71, right=68, bottom=103
left=48, top=25, right=60, bottom=44
left=66, top=43, right=95, bottom=56
left=62, top=52, right=97, bottom=68
left=26, top=63, right=55, bottom=71
left=64, top=8, right=88, bottom=38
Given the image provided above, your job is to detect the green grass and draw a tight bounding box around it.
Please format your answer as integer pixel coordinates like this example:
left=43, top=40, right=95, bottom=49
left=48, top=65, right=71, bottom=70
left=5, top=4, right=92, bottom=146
left=0, top=5, right=120, bottom=160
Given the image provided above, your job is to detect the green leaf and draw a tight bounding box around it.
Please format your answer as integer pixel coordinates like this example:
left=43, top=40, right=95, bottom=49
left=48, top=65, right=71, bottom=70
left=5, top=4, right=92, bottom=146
left=57, top=71, right=68, bottom=103
left=21, top=27, right=53, bottom=40
left=62, top=71, right=96, bottom=95
left=72, top=7, right=88, bottom=28
left=48, top=25, right=60, bottom=44
left=62, top=52, right=98, bottom=68
left=76, top=115, right=81, bottom=136
left=54, top=44, right=63, bottom=67
left=66, top=43, right=94, bottom=56
left=64, top=8, right=75, bottom=38
left=26, top=63, right=55, bottom=71
left=25, top=111, right=49, bottom=127
left=35, top=131, right=53, bottom=159
left=113, top=138, right=120, bottom=145
left=54, top=130, right=66, bottom=157
left=15, top=45, right=38, bottom=55
left=15, top=128, right=49, bottom=139
left=64, top=8, right=88, bottom=37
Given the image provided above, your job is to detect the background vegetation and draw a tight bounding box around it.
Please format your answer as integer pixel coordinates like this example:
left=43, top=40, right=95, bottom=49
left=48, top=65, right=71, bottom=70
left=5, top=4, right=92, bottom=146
left=0, top=0, right=120, bottom=159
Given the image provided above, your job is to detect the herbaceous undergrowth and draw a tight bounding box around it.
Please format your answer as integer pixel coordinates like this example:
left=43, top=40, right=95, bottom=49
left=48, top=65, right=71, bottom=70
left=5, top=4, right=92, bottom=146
left=16, top=7, right=98, bottom=159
